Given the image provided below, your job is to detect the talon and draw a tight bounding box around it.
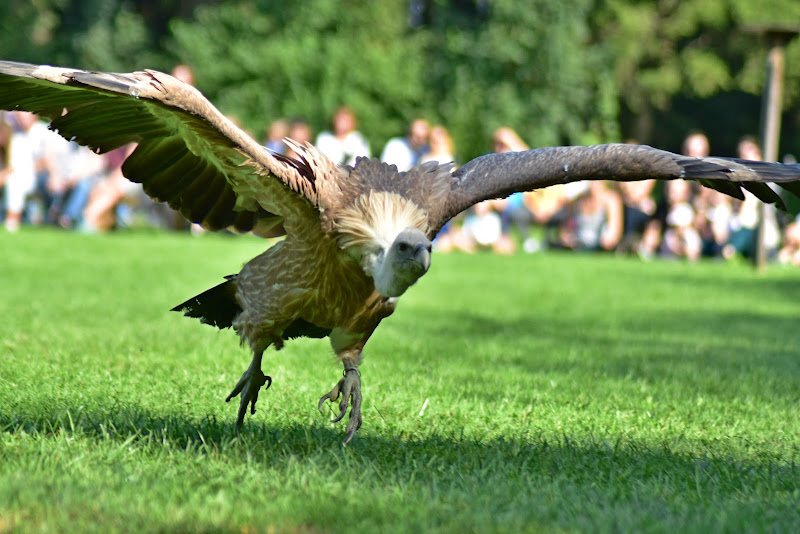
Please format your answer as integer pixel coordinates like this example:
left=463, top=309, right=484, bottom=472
left=318, top=367, right=363, bottom=444
left=332, top=405, right=347, bottom=424
left=226, top=366, right=271, bottom=428
left=318, top=381, right=342, bottom=415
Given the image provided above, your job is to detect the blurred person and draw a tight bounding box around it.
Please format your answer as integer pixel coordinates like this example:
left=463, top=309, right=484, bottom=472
left=381, top=118, right=429, bottom=171
left=423, top=125, right=459, bottom=252
left=45, top=138, right=106, bottom=228
left=659, top=180, right=702, bottom=261
left=284, top=118, right=313, bottom=160
left=0, top=117, right=10, bottom=221
left=35, top=127, right=73, bottom=223
left=450, top=199, right=504, bottom=253
left=492, top=126, right=528, bottom=154
left=316, top=106, right=369, bottom=166
left=421, top=124, right=455, bottom=164
left=615, top=138, right=659, bottom=256
left=682, top=130, right=710, bottom=159
left=692, top=187, right=732, bottom=258
left=82, top=144, right=139, bottom=232
left=171, top=64, right=194, bottom=85
left=617, top=179, right=659, bottom=255
left=779, top=153, right=799, bottom=222
left=519, top=186, right=569, bottom=253
left=2, top=111, right=43, bottom=231
left=556, top=180, right=623, bottom=251
left=0, top=116, right=10, bottom=173
left=490, top=127, right=533, bottom=253
left=777, top=218, right=800, bottom=266
left=641, top=130, right=710, bottom=259
left=10, top=111, right=59, bottom=226
left=437, top=128, right=507, bottom=253
left=722, top=136, right=780, bottom=260
left=263, top=118, right=289, bottom=154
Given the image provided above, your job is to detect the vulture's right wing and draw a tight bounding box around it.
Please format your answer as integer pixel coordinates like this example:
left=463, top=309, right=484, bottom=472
left=431, top=143, right=800, bottom=236
left=0, top=60, right=328, bottom=237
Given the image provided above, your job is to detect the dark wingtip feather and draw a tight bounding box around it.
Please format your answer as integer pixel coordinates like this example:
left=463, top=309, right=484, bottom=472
left=741, top=182, right=786, bottom=210
left=778, top=180, right=800, bottom=200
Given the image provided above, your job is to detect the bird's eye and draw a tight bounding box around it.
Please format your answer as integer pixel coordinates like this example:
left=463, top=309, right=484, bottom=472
left=397, top=242, right=410, bottom=253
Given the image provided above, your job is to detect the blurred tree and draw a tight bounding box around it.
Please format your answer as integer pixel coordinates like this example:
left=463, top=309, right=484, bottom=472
left=594, top=0, right=800, bottom=151
left=0, top=1, right=221, bottom=71
left=1, top=0, right=797, bottom=160
left=170, top=0, right=621, bottom=159
left=0, top=0, right=68, bottom=63
left=421, top=0, right=620, bottom=158
left=170, top=0, right=430, bottom=149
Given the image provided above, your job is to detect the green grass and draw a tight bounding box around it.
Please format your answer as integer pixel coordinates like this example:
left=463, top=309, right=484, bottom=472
left=1, top=228, right=799, bottom=533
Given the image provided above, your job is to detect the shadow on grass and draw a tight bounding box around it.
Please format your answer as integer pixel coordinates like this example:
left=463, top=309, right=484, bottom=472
left=659, top=268, right=800, bottom=308
left=391, top=304, right=800, bottom=413
left=2, top=399, right=799, bottom=531
left=418, top=305, right=800, bottom=368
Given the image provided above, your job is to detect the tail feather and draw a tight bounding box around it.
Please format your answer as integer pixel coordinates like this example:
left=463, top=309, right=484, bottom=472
left=172, top=274, right=333, bottom=340
left=172, top=274, right=241, bottom=329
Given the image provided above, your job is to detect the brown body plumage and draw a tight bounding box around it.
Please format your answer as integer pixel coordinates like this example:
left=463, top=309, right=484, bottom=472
left=3, top=60, right=800, bottom=443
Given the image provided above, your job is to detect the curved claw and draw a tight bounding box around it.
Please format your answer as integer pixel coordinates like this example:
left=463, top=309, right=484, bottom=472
left=225, top=368, right=271, bottom=428
left=343, top=395, right=362, bottom=445
left=318, top=368, right=362, bottom=444
left=317, top=381, right=342, bottom=416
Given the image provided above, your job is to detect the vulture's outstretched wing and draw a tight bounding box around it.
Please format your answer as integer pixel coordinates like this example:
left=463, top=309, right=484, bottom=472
left=434, top=143, right=800, bottom=235
left=0, top=61, right=324, bottom=236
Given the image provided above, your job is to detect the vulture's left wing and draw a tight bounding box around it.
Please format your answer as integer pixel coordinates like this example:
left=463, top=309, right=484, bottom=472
left=431, top=143, right=800, bottom=235
left=0, top=61, right=324, bottom=236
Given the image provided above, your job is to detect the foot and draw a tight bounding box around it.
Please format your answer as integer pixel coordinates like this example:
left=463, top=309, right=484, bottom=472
left=225, top=366, right=272, bottom=428
left=318, top=367, right=362, bottom=444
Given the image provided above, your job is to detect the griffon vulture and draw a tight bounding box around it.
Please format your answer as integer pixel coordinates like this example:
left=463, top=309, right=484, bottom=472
left=2, top=61, right=800, bottom=443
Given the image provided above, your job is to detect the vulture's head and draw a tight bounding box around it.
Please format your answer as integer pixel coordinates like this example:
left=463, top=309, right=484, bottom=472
left=371, top=228, right=432, bottom=297
left=335, top=189, right=433, bottom=298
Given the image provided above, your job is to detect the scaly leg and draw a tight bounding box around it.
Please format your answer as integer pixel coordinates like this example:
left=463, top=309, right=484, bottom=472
left=318, top=363, right=362, bottom=444
left=225, top=348, right=272, bottom=428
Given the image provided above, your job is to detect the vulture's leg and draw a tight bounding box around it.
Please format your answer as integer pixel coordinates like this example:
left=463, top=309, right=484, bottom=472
left=318, top=361, right=362, bottom=444
left=225, top=348, right=272, bottom=428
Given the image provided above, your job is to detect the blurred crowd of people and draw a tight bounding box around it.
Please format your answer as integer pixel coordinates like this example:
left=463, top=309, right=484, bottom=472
left=0, top=110, right=149, bottom=233
left=2, top=82, right=800, bottom=266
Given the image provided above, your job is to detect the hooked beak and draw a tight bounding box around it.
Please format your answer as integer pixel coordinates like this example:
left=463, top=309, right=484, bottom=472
left=413, top=243, right=431, bottom=274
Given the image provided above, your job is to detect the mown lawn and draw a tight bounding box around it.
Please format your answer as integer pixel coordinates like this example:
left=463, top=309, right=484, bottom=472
left=1, top=228, right=799, bottom=533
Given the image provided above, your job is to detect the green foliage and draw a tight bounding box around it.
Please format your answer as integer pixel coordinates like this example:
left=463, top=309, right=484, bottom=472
left=596, top=0, right=800, bottom=143
left=169, top=0, right=430, bottom=148
left=2, top=230, right=800, bottom=532
left=425, top=0, right=620, bottom=155
left=0, top=0, right=176, bottom=70
left=1, top=0, right=798, bottom=156
left=0, top=0, right=67, bottom=63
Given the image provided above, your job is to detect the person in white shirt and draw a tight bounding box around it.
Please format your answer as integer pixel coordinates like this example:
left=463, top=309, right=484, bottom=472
left=380, top=118, right=430, bottom=171
left=3, top=111, right=43, bottom=231
left=315, top=106, right=370, bottom=167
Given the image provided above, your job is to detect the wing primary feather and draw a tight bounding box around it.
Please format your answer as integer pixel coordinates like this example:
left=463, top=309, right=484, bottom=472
left=180, top=170, right=229, bottom=223
left=200, top=187, right=239, bottom=231
left=740, top=182, right=785, bottom=210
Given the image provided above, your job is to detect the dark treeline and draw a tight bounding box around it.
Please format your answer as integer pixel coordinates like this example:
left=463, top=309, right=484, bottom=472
left=2, top=0, right=799, bottom=160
